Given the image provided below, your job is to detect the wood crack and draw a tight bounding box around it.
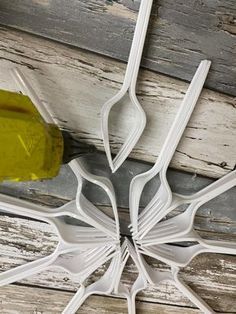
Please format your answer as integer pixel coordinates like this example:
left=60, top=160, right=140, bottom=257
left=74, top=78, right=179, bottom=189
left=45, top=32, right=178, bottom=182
left=176, top=150, right=233, bottom=171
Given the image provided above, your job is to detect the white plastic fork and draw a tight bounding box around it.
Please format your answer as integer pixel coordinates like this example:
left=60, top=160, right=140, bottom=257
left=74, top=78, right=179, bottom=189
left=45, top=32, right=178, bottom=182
left=11, top=67, right=54, bottom=124
left=0, top=194, right=117, bottom=248
left=63, top=250, right=121, bottom=314
left=139, top=169, right=236, bottom=236
left=52, top=245, right=118, bottom=284
left=101, top=0, right=154, bottom=173
left=0, top=242, right=116, bottom=287
left=139, top=238, right=236, bottom=268
left=139, top=170, right=236, bottom=245
left=134, top=243, right=215, bottom=314
left=129, top=60, right=211, bottom=238
left=0, top=192, right=110, bottom=236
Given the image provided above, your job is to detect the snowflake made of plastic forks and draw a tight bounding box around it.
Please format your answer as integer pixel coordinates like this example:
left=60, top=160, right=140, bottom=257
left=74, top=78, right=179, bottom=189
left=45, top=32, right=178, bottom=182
left=1, top=62, right=236, bottom=314
left=1, top=0, right=236, bottom=307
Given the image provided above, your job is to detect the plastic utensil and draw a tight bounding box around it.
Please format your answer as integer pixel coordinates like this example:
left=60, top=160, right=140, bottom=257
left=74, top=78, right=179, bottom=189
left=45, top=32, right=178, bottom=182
left=101, top=0, right=154, bottom=172
left=63, top=251, right=121, bottom=314
left=70, top=159, right=120, bottom=239
left=53, top=245, right=119, bottom=283
left=0, top=193, right=81, bottom=220
left=0, top=241, right=117, bottom=286
left=138, top=238, right=236, bottom=267
left=0, top=194, right=117, bottom=248
left=129, top=60, right=211, bottom=238
left=172, top=267, right=215, bottom=314
left=11, top=68, right=54, bottom=124
left=139, top=170, right=236, bottom=245
left=0, top=194, right=117, bottom=245
left=134, top=243, right=215, bottom=314
left=113, top=240, right=130, bottom=293
left=139, top=170, right=236, bottom=228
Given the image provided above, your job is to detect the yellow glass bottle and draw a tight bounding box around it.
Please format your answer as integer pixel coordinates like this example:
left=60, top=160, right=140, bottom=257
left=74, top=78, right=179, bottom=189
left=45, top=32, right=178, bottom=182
left=0, top=89, right=64, bottom=182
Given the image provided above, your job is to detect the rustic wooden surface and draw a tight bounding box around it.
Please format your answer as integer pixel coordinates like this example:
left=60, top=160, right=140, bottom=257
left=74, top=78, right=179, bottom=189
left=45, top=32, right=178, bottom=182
left=0, top=27, right=235, bottom=179
left=0, top=215, right=235, bottom=313
left=0, top=0, right=235, bottom=96
left=0, top=285, right=204, bottom=314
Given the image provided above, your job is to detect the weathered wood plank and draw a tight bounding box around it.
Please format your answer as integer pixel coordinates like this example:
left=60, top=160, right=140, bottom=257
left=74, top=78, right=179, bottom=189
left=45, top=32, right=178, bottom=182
left=1, top=154, right=236, bottom=236
left=0, top=285, right=204, bottom=314
left=0, top=215, right=235, bottom=312
left=0, top=0, right=235, bottom=96
left=0, top=28, right=235, bottom=178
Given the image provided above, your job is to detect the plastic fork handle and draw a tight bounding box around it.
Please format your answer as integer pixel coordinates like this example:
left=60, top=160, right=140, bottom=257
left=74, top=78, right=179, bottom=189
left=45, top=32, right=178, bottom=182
left=63, top=285, right=86, bottom=314
left=11, top=68, right=54, bottom=124
left=127, top=294, right=136, bottom=314
left=173, top=269, right=216, bottom=314
left=202, top=239, right=236, bottom=255
left=0, top=197, right=52, bottom=224
left=170, top=170, right=236, bottom=213
left=0, top=193, right=52, bottom=217
left=0, top=253, right=55, bottom=286
left=122, top=0, right=153, bottom=90
left=159, top=60, right=211, bottom=170
left=0, top=193, right=80, bottom=221
left=191, top=170, right=236, bottom=205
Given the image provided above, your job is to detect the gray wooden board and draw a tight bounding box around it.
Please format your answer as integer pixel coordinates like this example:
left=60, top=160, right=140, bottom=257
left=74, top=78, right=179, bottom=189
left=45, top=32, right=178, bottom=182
left=1, top=153, right=236, bottom=236
left=0, top=215, right=235, bottom=312
left=0, top=0, right=235, bottom=96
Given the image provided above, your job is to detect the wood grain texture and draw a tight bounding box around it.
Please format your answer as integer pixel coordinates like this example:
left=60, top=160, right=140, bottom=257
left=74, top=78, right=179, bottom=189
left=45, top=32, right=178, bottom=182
left=0, top=27, right=235, bottom=178
left=0, top=0, right=235, bottom=96
left=0, top=285, right=204, bottom=314
left=0, top=215, right=235, bottom=312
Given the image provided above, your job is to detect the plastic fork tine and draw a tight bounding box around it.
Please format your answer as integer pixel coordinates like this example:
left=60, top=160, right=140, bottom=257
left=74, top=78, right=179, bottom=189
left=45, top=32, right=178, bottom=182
left=135, top=202, right=165, bottom=237
left=85, top=246, right=110, bottom=259
left=82, top=247, right=117, bottom=270
left=101, top=0, right=154, bottom=172
left=75, top=251, right=120, bottom=285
